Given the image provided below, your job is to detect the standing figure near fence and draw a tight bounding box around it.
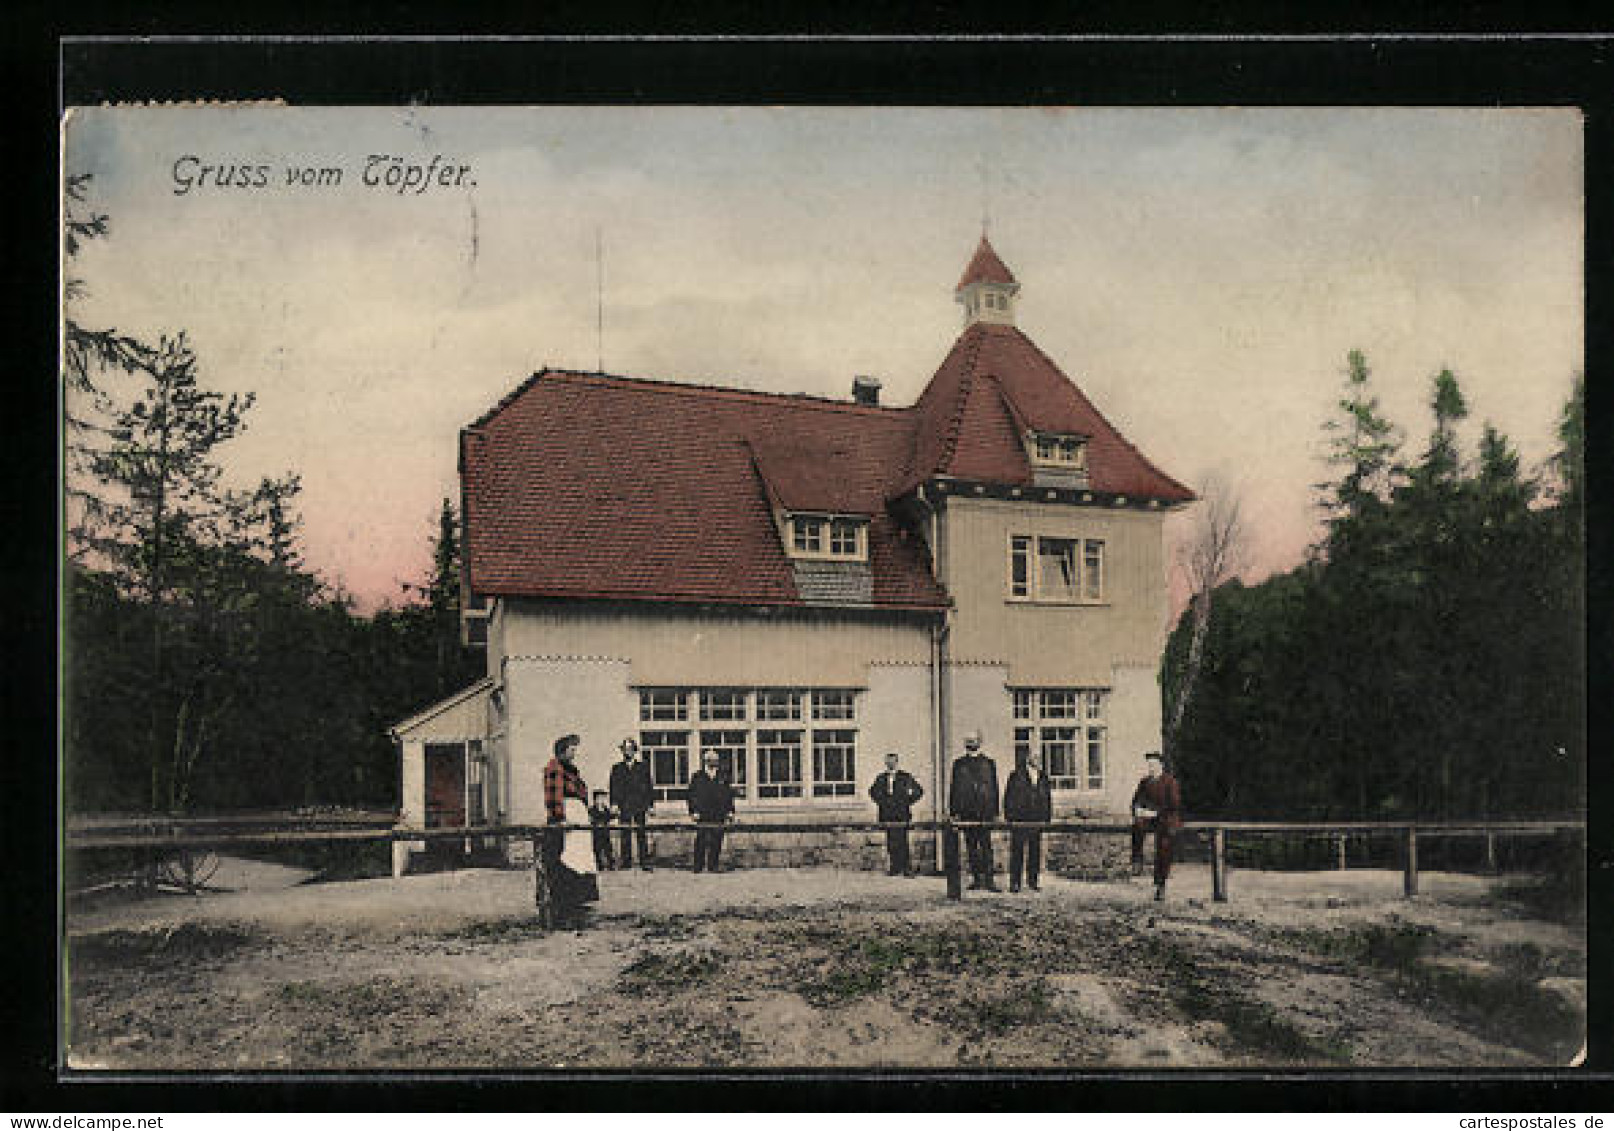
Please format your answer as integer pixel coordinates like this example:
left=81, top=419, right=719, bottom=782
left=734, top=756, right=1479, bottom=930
left=1130, top=751, right=1182, bottom=901
left=543, top=734, right=600, bottom=926
left=609, top=737, right=655, bottom=871
left=687, top=748, right=736, bottom=873
left=949, top=731, right=1001, bottom=891
left=869, top=751, right=924, bottom=877
left=1003, top=745, right=1053, bottom=892
left=588, top=789, right=617, bottom=872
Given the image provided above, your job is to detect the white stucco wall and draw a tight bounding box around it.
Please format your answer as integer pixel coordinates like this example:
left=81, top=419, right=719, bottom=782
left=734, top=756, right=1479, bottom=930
left=1103, top=661, right=1163, bottom=815
left=858, top=662, right=939, bottom=822
left=503, top=656, right=636, bottom=825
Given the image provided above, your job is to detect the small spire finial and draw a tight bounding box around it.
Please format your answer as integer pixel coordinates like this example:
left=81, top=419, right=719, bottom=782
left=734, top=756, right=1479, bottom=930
left=978, top=158, right=991, bottom=237
left=595, top=226, right=604, bottom=373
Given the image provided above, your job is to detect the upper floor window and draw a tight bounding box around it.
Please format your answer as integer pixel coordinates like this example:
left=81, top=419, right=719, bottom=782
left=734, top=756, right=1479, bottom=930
left=792, top=516, right=824, bottom=554
left=786, top=513, right=868, bottom=562
left=1029, top=431, right=1087, bottom=469
left=1007, top=534, right=1106, bottom=604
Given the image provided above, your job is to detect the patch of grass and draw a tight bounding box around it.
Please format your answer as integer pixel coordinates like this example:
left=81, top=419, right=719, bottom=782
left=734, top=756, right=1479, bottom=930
left=70, top=922, right=257, bottom=965
left=1278, top=922, right=1439, bottom=969
left=791, top=925, right=1016, bottom=1006
left=274, top=976, right=459, bottom=1015
left=1496, top=870, right=1586, bottom=926
left=438, top=917, right=540, bottom=942
left=1278, top=923, right=1582, bottom=1061
left=1135, top=932, right=1352, bottom=1064
left=617, top=950, right=719, bottom=994
left=629, top=914, right=697, bottom=941
left=932, top=978, right=1056, bottom=1037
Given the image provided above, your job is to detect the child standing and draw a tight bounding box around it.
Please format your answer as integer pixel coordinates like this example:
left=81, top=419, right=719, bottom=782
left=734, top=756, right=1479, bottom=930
left=588, top=790, right=617, bottom=872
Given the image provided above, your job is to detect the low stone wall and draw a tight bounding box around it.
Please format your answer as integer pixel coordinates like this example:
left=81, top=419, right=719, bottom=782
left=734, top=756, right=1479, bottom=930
left=478, top=824, right=1136, bottom=879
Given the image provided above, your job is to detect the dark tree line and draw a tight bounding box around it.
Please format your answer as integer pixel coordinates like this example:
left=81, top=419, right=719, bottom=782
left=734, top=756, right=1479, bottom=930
left=63, top=178, right=480, bottom=815
left=1161, top=352, right=1584, bottom=821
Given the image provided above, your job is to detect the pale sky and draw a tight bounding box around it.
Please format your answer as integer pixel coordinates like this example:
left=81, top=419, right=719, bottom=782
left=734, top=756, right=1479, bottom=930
left=63, top=106, right=1583, bottom=613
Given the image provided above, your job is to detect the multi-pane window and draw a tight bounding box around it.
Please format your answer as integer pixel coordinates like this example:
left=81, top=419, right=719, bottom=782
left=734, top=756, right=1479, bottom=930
left=1040, top=726, right=1081, bottom=789
left=1009, top=536, right=1031, bottom=599
left=756, top=689, right=804, bottom=721
left=829, top=519, right=860, bottom=556
left=1007, top=534, right=1106, bottom=602
left=811, top=690, right=856, bottom=720
left=1083, top=540, right=1104, bottom=601
left=639, top=689, right=689, bottom=722
left=642, top=729, right=691, bottom=802
left=699, top=689, right=747, bottom=721
left=700, top=729, right=749, bottom=791
left=1011, top=687, right=1108, bottom=792
left=756, top=729, right=804, bottom=798
left=788, top=514, right=867, bottom=560
left=812, top=729, right=857, bottom=797
left=637, top=688, right=857, bottom=804
left=1031, top=432, right=1085, bottom=466
left=792, top=517, right=824, bottom=554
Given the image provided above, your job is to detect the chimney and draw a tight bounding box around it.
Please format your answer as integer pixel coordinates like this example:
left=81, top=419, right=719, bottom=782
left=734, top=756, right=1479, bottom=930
left=852, top=375, right=883, bottom=406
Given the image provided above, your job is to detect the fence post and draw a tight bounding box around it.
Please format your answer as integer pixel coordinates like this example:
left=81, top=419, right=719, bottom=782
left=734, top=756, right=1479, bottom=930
left=1336, top=833, right=1347, bottom=871
left=1211, top=827, right=1228, bottom=903
left=1403, top=826, right=1419, bottom=898
left=1485, top=832, right=1498, bottom=874
left=943, top=823, right=963, bottom=901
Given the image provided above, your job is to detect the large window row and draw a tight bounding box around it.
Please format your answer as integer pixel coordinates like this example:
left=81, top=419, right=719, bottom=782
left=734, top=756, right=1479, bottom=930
left=638, top=688, right=860, bottom=803
left=1012, top=687, right=1107, bottom=791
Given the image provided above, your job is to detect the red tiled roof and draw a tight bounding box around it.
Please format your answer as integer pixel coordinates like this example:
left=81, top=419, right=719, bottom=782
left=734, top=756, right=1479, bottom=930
left=901, top=322, right=1196, bottom=502
left=461, top=372, right=951, bottom=610
left=957, top=235, right=1018, bottom=289
left=463, top=247, right=1192, bottom=610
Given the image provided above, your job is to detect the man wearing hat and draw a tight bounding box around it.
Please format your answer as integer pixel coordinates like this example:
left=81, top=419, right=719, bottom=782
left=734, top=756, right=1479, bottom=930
left=608, top=737, right=655, bottom=870
left=948, top=730, right=1001, bottom=891
left=687, top=748, right=736, bottom=873
left=869, top=751, right=924, bottom=876
left=1131, top=751, right=1183, bottom=901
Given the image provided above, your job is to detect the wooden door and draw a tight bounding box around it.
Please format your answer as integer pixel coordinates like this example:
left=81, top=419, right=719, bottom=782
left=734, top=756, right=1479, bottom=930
left=424, top=743, right=466, bottom=829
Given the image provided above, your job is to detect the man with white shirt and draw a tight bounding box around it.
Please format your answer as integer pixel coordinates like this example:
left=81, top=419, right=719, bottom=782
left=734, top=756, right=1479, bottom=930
left=868, top=751, right=925, bottom=876
left=1002, top=745, right=1053, bottom=892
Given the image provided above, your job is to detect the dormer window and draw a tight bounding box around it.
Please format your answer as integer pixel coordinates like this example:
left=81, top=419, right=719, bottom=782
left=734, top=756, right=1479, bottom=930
left=792, top=516, right=824, bottom=554
left=786, top=513, right=868, bottom=561
left=1030, top=431, right=1086, bottom=468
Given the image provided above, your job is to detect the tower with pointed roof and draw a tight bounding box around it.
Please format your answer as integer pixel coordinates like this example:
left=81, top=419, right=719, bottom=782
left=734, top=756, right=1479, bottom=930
left=955, top=234, right=1021, bottom=327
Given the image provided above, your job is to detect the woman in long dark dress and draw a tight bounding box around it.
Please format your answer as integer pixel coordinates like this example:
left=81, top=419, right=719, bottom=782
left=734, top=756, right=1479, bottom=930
left=543, top=734, right=600, bottom=924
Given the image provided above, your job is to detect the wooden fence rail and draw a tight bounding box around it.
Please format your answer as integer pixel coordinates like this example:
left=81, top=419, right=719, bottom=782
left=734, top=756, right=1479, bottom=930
left=65, top=816, right=1584, bottom=914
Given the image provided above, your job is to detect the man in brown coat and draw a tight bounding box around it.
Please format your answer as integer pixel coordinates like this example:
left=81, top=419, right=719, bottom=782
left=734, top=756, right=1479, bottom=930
left=1130, top=751, right=1183, bottom=901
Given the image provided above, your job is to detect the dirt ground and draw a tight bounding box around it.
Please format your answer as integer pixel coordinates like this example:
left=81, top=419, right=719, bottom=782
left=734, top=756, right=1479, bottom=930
left=64, top=858, right=1586, bottom=1070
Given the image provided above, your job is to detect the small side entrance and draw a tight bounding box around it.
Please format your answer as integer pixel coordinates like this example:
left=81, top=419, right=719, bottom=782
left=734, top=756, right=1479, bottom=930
left=425, top=742, right=467, bottom=828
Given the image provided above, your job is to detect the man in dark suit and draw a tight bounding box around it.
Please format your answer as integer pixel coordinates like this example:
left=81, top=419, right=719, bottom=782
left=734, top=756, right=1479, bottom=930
left=608, top=737, right=655, bottom=870
left=948, top=730, right=1000, bottom=891
left=686, top=748, right=736, bottom=873
left=1003, top=745, right=1053, bottom=892
left=1131, top=751, right=1184, bottom=901
left=869, top=751, right=924, bottom=876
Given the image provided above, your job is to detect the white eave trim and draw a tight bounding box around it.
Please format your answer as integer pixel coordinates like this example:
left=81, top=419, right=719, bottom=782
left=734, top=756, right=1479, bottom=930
left=388, top=677, right=495, bottom=740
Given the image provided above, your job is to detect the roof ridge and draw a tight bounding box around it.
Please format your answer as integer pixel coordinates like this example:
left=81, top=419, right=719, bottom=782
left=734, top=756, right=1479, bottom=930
left=1004, top=327, right=1195, bottom=498
left=543, top=367, right=911, bottom=415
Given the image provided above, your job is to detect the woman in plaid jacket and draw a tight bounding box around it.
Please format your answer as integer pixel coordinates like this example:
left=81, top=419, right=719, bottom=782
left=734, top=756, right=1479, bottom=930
left=543, top=734, right=600, bottom=923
